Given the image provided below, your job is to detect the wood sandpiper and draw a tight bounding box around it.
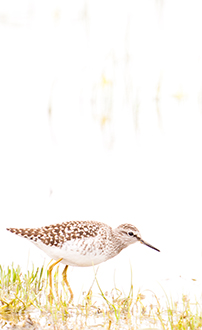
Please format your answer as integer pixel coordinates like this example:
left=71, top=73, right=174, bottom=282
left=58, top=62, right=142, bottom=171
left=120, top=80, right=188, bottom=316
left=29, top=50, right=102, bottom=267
left=7, top=220, right=160, bottom=304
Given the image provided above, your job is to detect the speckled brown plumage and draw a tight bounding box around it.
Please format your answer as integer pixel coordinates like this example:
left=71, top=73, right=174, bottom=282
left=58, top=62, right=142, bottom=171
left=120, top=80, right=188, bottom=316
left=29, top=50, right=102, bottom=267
left=7, top=220, right=103, bottom=248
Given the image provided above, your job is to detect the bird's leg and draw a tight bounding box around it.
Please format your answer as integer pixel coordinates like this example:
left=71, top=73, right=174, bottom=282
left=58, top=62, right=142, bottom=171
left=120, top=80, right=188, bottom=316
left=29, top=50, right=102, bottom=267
left=86, top=266, right=98, bottom=301
left=62, top=265, right=73, bottom=305
left=48, top=257, right=63, bottom=304
left=55, top=265, right=60, bottom=300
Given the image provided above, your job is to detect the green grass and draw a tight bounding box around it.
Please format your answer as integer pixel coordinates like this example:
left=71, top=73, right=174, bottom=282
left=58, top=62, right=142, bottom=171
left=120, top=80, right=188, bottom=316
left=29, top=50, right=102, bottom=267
left=0, top=264, right=202, bottom=329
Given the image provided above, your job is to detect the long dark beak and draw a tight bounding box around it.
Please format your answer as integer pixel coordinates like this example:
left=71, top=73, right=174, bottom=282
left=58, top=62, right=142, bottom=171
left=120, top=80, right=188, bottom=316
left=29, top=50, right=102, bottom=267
left=140, top=239, right=160, bottom=252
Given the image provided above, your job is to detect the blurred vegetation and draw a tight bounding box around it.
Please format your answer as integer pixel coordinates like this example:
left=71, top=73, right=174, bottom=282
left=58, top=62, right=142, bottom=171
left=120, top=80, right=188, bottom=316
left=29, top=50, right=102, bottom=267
left=0, top=264, right=202, bottom=329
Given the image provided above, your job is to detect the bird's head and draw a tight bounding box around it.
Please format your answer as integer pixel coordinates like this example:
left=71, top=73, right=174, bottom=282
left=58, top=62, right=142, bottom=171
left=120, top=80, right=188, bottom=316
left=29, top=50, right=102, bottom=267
left=114, top=223, right=160, bottom=252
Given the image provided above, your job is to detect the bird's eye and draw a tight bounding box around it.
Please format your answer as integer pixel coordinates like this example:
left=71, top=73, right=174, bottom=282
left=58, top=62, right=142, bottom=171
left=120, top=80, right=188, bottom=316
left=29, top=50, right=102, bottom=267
left=128, top=232, right=134, bottom=236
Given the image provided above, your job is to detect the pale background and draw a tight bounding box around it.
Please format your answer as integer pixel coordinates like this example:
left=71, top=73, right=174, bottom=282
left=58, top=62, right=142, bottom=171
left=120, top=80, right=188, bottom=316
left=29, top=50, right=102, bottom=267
left=0, top=0, right=202, bottom=304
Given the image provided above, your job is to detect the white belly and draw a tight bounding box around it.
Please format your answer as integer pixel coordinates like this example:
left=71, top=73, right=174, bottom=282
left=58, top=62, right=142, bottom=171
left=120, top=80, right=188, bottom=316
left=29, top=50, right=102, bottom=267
left=33, top=238, right=109, bottom=267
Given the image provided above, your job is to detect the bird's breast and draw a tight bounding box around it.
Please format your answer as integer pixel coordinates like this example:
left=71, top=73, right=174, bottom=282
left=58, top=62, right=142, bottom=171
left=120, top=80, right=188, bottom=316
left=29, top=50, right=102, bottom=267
left=33, top=236, right=109, bottom=267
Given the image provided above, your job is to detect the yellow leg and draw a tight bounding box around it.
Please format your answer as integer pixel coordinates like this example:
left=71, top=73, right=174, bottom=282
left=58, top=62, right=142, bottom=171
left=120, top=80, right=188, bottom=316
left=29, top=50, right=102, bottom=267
left=62, top=265, right=73, bottom=304
left=48, top=257, right=63, bottom=304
